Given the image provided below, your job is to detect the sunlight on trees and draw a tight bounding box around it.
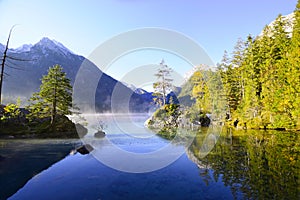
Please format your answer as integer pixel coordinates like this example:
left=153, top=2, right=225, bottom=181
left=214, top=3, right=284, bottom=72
left=27, top=64, right=72, bottom=126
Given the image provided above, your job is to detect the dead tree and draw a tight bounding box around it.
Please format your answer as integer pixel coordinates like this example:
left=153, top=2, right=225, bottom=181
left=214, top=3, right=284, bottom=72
left=0, top=26, right=15, bottom=104
left=0, top=25, right=31, bottom=104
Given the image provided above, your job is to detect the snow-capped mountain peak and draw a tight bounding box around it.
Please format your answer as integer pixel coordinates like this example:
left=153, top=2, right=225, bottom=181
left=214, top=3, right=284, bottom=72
left=260, top=13, right=295, bottom=37
left=34, top=37, right=73, bottom=55
left=2, top=37, right=74, bottom=56
left=13, top=44, right=33, bottom=52
left=37, top=37, right=62, bottom=48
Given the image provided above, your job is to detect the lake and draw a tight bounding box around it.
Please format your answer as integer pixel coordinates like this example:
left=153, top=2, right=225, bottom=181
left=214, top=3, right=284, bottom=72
left=1, top=114, right=299, bottom=200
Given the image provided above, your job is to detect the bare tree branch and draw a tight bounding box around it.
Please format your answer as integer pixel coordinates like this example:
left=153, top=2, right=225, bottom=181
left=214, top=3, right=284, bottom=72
left=5, top=59, right=28, bottom=71
left=6, top=55, right=34, bottom=62
left=0, top=25, right=18, bottom=104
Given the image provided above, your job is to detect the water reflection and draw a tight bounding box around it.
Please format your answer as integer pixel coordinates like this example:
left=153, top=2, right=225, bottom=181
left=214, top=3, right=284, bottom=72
left=81, top=114, right=197, bottom=173
left=188, top=128, right=300, bottom=200
left=3, top=116, right=299, bottom=200
left=0, top=139, right=79, bottom=200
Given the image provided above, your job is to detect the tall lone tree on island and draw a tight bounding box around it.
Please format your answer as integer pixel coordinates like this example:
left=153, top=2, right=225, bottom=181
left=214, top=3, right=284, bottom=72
left=153, top=59, right=173, bottom=106
left=28, top=64, right=72, bottom=126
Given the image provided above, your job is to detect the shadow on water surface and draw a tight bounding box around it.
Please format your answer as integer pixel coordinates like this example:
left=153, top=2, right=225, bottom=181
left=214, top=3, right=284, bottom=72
left=0, top=139, right=79, bottom=200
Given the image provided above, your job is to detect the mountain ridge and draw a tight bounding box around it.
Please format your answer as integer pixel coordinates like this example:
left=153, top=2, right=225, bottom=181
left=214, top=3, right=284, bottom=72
left=0, top=37, right=153, bottom=112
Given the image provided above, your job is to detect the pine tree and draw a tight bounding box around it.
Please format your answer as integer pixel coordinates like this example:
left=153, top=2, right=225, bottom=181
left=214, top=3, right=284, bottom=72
left=219, top=50, right=242, bottom=116
left=153, top=59, right=173, bottom=106
left=218, top=2, right=300, bottom=129
left=231, top=38, right=246, bottom=101
left=27, top=65, right=72, bottom=126
left=233, top=34, right=263, bottom=126
left=287, top=0, right=300, bottom=128
left=203, top=69, right=226, bottom=119
left=260, top=15, right=293, bottom=128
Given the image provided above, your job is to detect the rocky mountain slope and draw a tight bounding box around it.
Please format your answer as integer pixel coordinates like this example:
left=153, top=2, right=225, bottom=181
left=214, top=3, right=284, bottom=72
left=0, top=37, right=153, bottom=112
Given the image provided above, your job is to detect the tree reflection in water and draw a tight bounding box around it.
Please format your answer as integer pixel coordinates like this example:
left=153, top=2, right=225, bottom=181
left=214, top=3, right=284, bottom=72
left=188, top=128, right=299, bottom=200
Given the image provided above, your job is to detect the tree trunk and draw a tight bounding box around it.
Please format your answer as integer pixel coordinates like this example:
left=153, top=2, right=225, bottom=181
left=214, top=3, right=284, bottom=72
left=0, top=27, right=14, bottom=104
left=51, top=86, right=57, bottom=127
left=162, top=74, right=166, bottom=106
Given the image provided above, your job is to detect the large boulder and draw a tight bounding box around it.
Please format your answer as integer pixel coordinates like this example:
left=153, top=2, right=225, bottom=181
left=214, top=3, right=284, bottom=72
left=200, top=116, right=211, bottom=127
left=94, top=130, right=105, bottom=138
left=75, top=124, right=89, bottom=138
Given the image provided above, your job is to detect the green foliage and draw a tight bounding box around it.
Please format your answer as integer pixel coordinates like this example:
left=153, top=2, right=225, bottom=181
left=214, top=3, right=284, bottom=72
left=176, top=79, right=196, bottom=107
left=191, top=71, right=211, bottom=112
left=177, top=76, right=194, bottom=98
left=152, top=103, right=181, bottom=129
left=1, top=103, right=21, bottom=121
left=184, top=105, right=200, bottom=123
left=219, top=12, right=300, bottom=129
left=152, top=104, right=181, bottom=139
left=27, top=64, right=72, bottom=126
left=189, top=129, right=299, bottom=199
left=286, top=1, right=300, bottom=128
left=158, top=127, right=177, bottom=139
left=184, top=68, right=225, bottom=122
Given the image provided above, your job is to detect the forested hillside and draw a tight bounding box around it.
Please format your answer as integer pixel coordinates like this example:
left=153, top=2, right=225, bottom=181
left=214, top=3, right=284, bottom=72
left=218, top=4, right=300, bottom=129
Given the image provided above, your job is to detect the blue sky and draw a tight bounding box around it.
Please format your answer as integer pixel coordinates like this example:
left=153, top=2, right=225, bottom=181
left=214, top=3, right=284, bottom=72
left=0, top=0, right=297, bottom=88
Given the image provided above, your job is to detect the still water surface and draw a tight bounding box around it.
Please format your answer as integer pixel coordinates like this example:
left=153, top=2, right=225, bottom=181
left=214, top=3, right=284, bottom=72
left=1, top=114, right=299, bottom=200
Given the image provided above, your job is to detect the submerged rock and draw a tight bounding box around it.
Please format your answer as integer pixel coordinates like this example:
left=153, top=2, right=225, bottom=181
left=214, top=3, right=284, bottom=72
left=76, top=144, right=94, bottom=155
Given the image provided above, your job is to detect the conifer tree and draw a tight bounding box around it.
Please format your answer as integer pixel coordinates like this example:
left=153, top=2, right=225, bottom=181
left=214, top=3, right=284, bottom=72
left=219, top=50, right=241, bottom=115
left=287, top=0, right=300, bottom=127
left=153, top=59, right=173, bottom=106
left=27, top=65, right=72, bottom=126
left=261, top=15, right=292, bottom=127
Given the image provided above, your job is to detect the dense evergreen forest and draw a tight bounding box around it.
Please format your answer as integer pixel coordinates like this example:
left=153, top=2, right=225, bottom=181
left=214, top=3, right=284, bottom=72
left=217, top=3, right=300, bottom=129
left=171, top=1, right=300, bottom=131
